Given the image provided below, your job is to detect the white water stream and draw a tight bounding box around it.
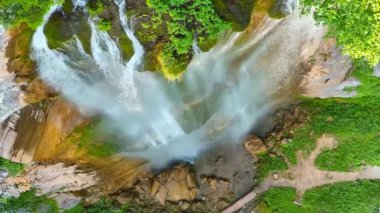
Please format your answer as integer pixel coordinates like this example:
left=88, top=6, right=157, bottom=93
left=30, top=0, right=324, bottom=167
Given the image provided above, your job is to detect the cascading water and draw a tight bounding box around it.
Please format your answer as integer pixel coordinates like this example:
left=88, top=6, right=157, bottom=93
left=72, top=0, right=87, bottom=10
left=0, top=26, right=24, bottom=122
left=31, top=0, right=324, bottom=167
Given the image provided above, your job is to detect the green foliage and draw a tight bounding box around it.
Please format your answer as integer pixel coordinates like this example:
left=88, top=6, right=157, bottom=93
left=0, top=157, right=24, bottom=176
left=300, top=0, right=380, bottom=66
left=257, top=187, right=302, bottom=213
left=0, top=190, right=59, bottom=213
left=281, top=96, right=380, bottom=170
left=256, top=153, right=288, bottom=182
left=88, top=0, right=105, bottom=17
left=65, top=199, right=130, bottom=213
left=146, top=0, right=230, bottom=77
left=97, top=18, right=111, bottom=32
left=0, top=0, right=56, bottom=29
left=258, top=181, right=380, bottom=212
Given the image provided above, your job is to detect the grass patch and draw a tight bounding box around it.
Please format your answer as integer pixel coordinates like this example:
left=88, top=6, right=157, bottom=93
left=257, top=187, right=302, bottom=213
left=0, top=189, right=59, bottom=213
left=258, top=180, right=380, bottom=213
left=65, top=199, right=130, bottom=213
left=0, top=157, right=24, bottom=176
left=278, top=59, right=380, bottom=169
left=316, top=136, right=380, bottom=171
left=256, top=153, right=288, bottom=182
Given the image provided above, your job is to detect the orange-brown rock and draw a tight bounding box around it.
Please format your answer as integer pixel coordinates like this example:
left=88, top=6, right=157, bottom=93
left=0, top=98, right=83, bottom=163
left=6, top=24, right=55, bottom=103
left=150, top=165, right=198, bottom=204
left=244, top=135, right=267, bottom=156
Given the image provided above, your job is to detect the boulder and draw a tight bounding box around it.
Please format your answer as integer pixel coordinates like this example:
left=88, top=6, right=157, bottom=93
left=150, top=165, right=197, bottom=204
left=244, top=135, right=267, bottom=156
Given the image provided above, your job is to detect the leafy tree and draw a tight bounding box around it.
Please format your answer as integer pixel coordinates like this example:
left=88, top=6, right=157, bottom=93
left=300, top=0, right=380, bottom=66
left=0, top=0, right=55, bottom=29
left=147, top=0, right=230, bottom=76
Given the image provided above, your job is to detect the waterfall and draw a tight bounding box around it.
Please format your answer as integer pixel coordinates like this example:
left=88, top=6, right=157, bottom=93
left=72, top=0, right=87, bottom=10
left=31, top=1, right=324, bottom=167
left=0, top=26, right=24, bottom=122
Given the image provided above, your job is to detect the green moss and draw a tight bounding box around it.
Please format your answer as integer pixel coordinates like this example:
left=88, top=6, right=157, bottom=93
left=44, top=13, right=70, bottom=50
left=256, top=153, right=288, bottom=182
left=0, top=189, right=59, bottom=213
left=0, top=157, right=24, bottom=176
left=258, top=181, right=380, bottom=212
left=118, top=33, right=134, bottom=60
left=66, top=122, right=120, bottom=158
left=97, top=18, right=111, bottom=32
left=44, top=1, right=92, bottom=53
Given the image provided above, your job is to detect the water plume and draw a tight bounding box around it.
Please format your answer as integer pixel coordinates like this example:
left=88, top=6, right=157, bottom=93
left=31, top=1, right=324, bottom=167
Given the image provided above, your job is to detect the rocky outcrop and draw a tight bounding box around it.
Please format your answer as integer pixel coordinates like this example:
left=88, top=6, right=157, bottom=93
left=374, top=63, right=380, bottom=77
left=0, top=98, right=83, bottom=163
left=269, top=0, right=297, bottom=18
left=0, top=163, right=97, bottom=199
left=300, top=38, right=360, bottom=98
left=6, top=24, right=55, bottom=104
left=150, top=165, right=197, bottom=204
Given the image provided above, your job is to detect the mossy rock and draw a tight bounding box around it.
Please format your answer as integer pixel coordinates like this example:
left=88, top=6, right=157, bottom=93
left=212, top=0, right=256, bottom=31
left=44, top=1, right=92, bottom=53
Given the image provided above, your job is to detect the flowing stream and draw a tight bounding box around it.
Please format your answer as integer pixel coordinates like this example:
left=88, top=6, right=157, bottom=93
left=30, top=0, right=324, bottom=167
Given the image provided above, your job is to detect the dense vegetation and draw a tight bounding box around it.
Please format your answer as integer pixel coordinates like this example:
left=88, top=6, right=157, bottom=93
left=0, top=190, right=59, bottom=213
left=300, top=0, right=380, bottom=66
left=258, top=181, right=380, bottom=212
left=146, top=0, right=229, bottom=78
left=0, top=157, right=24, bottom=176
left=0, top=0, right=55, bottom=29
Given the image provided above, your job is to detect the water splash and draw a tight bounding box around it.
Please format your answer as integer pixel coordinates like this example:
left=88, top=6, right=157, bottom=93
left=72, top=0, right=87, bottom=10
left=31, top=1, right=324, bottom=167
left=0, top=26, right=24, bottom=122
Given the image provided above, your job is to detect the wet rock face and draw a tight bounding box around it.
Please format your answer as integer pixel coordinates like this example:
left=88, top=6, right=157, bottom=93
left=150, top=165, right=197, bottom=204
left=0, top=163, right=97, bottom=199
left=0, top=98, right=83, bottom=163
left=269, top=0, right=296, bottom=18
left=212, top=0, right=256, bottom=31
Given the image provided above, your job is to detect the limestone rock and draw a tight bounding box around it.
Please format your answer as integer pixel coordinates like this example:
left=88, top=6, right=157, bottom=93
left=300, top=39, right=360, bottom=98
left=244, top=135, right=267, bottom=156
left=0, top=163, right=97, bottom=198
left=52, top=193, right=81, bottom=210
left=0, top=98, right=83, bottom=163
left=374, top=63, right=380, bottom=77
left=150, top=165, right=197, bottom=204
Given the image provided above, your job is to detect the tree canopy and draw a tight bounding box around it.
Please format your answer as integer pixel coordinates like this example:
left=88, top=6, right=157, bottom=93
left=301, top=0, right=380, bottom=66
left=0, top=0, right=55, bottom=29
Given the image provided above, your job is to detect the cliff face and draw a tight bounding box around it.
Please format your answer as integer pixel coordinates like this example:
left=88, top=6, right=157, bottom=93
left=0, top=98, right=83, bottom=163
